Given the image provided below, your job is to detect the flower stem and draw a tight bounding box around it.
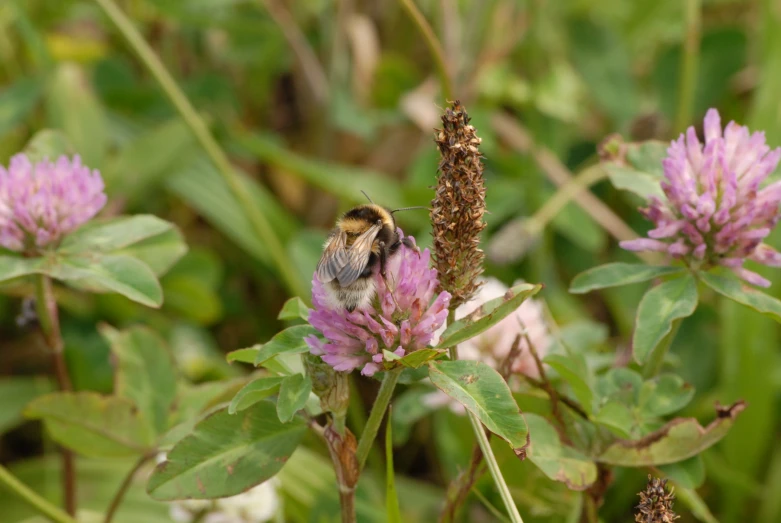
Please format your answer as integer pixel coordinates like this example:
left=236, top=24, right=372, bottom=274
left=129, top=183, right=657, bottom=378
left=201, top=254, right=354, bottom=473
left=674, top=0, right=701, bottom=134
left=643, top=318, right=683, bottom=379
left=355, top=368, right=402, bottom=470
left=398, top=0, right=455, bottom=100
left=445, top=309, right=523, bottom=523
left=34, top=275, right=76, bottom=516
left=0, top=464, right=78, bottom=523
left=466, top=411, right=523, bottom=523
left=103, top=453, right=153, bottom=523
left=93, top=0, right=306, bottom=298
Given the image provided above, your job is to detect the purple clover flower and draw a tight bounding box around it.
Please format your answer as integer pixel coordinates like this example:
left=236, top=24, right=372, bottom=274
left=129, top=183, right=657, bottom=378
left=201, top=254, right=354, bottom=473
left=0, top=154, right=107, bottom=253
left=621, top=109, right=781, bottom=287
left=306, top=234, right=451, bottom=376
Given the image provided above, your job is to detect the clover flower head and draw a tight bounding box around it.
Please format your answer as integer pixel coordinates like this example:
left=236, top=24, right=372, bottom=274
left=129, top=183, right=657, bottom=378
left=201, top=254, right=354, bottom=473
left=0, top=153, right=106, bottom=253
left=306, top=233, right=451, bottom=376
left=620, top=109, right=781, bottom=287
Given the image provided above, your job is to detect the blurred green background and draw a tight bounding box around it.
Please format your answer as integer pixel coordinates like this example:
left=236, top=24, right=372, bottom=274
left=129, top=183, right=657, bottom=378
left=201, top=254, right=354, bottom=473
left=1, top=0, right=780, bottom=522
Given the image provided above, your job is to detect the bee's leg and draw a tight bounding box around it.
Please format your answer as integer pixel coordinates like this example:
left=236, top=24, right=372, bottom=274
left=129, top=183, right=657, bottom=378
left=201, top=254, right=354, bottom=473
left=378, top=241, right=388, bottom=277
left=401, top=237, right=420, bottom=255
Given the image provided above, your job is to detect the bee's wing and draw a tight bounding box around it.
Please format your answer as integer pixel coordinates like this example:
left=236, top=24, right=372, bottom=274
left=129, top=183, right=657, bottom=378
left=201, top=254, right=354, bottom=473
left=316, top=230, right=349, bottom=282
left=336, top=223, right=382, bottom=287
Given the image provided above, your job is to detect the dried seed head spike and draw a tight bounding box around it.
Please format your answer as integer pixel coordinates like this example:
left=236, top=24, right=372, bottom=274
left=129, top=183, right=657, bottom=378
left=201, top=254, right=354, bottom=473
left=635, top=475, right=680, bottom=523
left=430, top=101, right=487, bottom=307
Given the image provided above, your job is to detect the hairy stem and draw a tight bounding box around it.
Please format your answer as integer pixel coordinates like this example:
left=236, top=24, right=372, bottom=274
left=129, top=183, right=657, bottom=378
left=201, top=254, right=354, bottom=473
left=94, top=0, right=306, bottom=298
left=399, top=0, right=454, bottom=100
left=355, top=368, right=402, bottom=470
left=0, top=464, right=77, bottom=523
left=674, top=0, right=701, bottom=134
left=103, top=453, right=153, bottom=523
left=643, top=318, right=683, bottom=379
left=34, top=275, right=75, bottom=516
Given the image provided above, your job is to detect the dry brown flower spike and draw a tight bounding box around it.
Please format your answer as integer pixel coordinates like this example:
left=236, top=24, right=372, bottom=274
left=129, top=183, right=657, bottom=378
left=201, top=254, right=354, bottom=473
left=430, top=101, right=487, bottom=307
left=635, top=475, right=680, bottom=523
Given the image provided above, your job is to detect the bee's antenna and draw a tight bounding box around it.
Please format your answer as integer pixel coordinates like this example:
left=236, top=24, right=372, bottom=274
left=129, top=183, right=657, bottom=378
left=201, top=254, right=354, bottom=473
left=360, top=190, right=374, bottom=204
left=390, top=206, right=428, bottom=214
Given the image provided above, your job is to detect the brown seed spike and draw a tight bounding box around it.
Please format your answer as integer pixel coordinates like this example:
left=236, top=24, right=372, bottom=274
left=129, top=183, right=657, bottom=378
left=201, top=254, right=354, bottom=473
left=430, top=101, right=487, bottom=307
left=635, top=475, right=680, bottom=523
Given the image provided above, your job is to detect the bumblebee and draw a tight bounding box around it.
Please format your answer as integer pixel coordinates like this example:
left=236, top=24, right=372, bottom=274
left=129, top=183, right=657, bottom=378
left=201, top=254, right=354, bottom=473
left=316, top=203, right=417, bottom=312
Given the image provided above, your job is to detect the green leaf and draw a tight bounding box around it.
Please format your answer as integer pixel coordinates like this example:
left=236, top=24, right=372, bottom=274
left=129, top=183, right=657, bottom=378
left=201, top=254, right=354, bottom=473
left=0, top=256, right=45, bottom=284
left=0, top=377, right=53, bottom=434
left=117, top=228, right=188, bottom=277
left=147, top=401, right=305, bottom=500
left=659, top=455, right=705, bottom=489
left=625, top=141, right=667, bottom=177
left=237, top=132, right=405, bottom=209
left=59, top=215, right=175, bottom=254
left=428, top=360, right=528, bottom=454
left=22, top=129, right=72, bottom=163
left=166, top=156, right=296, bottom=270
left=633, top=274, right=698, bottom=364
left=25, top=392, right=155, bottom=457
left=386, top=410, right=402, bottom=523
left=604, top=164, right=666, bottom=200
left=229, top=377, right=285, bottom=415
left=254, top=325, right=318, bottom=366
left=543, top=353, right=594, bottom=415
left=435, top=283, right=542, bottom=348
left=54, top=254, right=163, bottom=307
left=396, top=349, right=447, bottom=369
left=638, top=374, right=694, bottom=417
left=597, top=401, right=745, bottom=466
left=700, top=270, right=781, bottom=323
left=226, top=347, right=258, bottom=365
left=0, top=77, right=43, bottom=137
left=278, top=297, right=310, bottom=321
left=593, top=401, right=634, bottom=438
left=569, top=263, right=683, bottom=294
left=101, top=326, right=177, bottom=436
left=276, top=374, right=312, bottom=423
left=526, top=414, right=597, bottom=490
left=107, top=118, right=193, bottom=204
left=46, top=63, right=108, bottom=167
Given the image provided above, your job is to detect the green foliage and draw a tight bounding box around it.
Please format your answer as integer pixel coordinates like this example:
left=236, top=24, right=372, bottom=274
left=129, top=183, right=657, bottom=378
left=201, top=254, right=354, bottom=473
left=435, top=283, right=541, bottom=348
left=147, top=401, right=306, bottom=500
left=428, top=360, right=528, bottom=453
left=25, top=392, right=156, bottom=457
left=633, top=274, right=698, bottom=364
left=276, top=373, right=312, bottom=422
left=570, top=263, right=683, bottom=294
left=2, top=1, right=780, bottom=521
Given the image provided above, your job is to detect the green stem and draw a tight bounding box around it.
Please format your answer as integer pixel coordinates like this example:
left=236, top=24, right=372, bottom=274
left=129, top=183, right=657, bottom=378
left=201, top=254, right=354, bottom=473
left=446, top=309, right=523, bottom=523
left=0, top=464, right=77, bottom=523
left=524, top=165, right=609, bottom=239
left=34, top=276, right=76, bottom=516
left=93, top=0, right=306, bottom=298
left=103, top=453, right=153, bottom=523
left=643, top=318, right=683, bottom=379
left=674, top=0, right=701, bottom=134
left=355, top=368, right=402, bottom=470
left=466, top=413, right=523, bottom=523
left=399, top=0, right=455, bottom=100
left=447, top=308, right=458, bottom=361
